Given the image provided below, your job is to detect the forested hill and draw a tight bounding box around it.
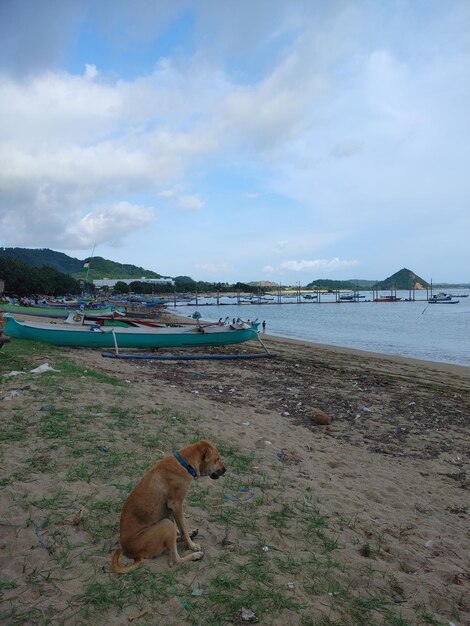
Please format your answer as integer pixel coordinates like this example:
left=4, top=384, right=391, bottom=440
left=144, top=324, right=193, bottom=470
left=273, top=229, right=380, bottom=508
left=0, top=248, right=163, bottom=280
left=378, top=268, right=429, bottom=289
left=305, top=268, right=429, bottom=290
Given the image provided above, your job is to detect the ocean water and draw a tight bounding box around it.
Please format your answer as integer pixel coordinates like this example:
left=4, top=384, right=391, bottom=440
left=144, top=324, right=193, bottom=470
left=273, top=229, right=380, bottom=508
left=170, top=289, right=470, bottom=367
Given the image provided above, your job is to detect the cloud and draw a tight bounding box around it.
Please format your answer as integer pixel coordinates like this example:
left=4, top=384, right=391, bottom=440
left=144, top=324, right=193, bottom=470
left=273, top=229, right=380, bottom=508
left=157, top=190, right=176, bottom=198
left=263, top=265, right=275, bottom=273
left=177, top=194, right=204, bottom=210
left=63, top=202, right=155, bottom=248
left=279, top=258, right=358, bottom=272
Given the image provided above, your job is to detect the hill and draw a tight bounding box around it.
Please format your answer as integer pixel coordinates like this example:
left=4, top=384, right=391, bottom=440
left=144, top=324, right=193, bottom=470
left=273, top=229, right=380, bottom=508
left=0, top=248, right=164, bottom=280
left=306, top=268, right=429, bottom=291
left=377, top=268, right=429, bottom=290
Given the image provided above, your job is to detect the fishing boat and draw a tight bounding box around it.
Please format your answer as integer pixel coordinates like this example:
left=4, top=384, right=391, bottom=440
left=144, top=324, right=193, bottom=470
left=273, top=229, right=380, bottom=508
left=0, top=303, right=122, bottom=318
left=3, top=314, right=258, bottom=349
left=427, top=293, right=459, bottom=304
left=373, top=295, right=402, bottom=302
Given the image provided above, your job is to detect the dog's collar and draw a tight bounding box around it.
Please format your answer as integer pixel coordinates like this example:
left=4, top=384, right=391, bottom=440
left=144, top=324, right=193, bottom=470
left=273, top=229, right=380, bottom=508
left=173, top=451, right=198, bottom=479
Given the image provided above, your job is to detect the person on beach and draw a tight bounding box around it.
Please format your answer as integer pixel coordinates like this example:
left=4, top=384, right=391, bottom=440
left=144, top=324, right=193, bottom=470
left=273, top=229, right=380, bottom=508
left=262, top=320, right=266, bottom=332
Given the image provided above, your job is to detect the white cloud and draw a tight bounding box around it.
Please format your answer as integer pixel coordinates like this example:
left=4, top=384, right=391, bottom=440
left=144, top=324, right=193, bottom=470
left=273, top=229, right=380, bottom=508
left=84, top=63, right=98, bottom=80
left=157, top=190, right=176, bottom=198
left=279, top=258, right=358, bottom=272
left=263, top=265, right=275, bottom=273
left=177, top=194, right=204, bottom=211
left=63, top=202, right=155, bottom=248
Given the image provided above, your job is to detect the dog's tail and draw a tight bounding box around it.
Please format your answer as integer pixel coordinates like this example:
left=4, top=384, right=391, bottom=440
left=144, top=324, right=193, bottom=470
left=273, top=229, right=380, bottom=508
left=111, top=549, right=144, bottom=574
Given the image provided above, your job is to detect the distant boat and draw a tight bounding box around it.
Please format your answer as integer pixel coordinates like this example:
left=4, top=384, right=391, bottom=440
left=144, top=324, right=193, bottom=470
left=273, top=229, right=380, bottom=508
left=3, top=314, right=258, bottom=349
left=303, top=294, right=318, bottom=299
left=428, top=293, right=459, bottom=304
left=429, top=293, right=452, bottom=301
left=373, top=295, right=402, bottom=302
left=339, top=293, right=366, bottom=301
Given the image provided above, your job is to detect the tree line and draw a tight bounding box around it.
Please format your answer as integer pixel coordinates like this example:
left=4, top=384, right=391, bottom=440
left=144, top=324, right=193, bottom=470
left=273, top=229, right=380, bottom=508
left=0, top=257, right=81, bottom=296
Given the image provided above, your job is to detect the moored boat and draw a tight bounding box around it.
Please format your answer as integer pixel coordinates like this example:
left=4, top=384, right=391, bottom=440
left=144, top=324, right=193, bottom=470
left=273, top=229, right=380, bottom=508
left=373, top=295, right=402, bottom=302
left=3, top=315, right=258, bottom=349
left=427, top=293, right=459, bottom=304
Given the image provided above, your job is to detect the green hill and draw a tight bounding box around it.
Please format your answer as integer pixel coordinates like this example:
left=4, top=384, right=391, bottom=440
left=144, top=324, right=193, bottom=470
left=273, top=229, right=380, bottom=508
left=377, top=268, right=429, bottom=290
left=305, top=268, right=429, bottom=291
left=304, top=278, right=360, bottom=291
left=0, top=247, right=164, bottom=280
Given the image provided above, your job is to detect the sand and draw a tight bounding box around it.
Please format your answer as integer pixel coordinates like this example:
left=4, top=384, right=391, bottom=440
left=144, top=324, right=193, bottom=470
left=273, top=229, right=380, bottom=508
left=0, top=315, right=469, bottom=625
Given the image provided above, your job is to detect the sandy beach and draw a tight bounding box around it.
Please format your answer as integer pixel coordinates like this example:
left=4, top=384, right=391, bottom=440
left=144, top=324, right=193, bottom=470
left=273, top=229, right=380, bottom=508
left=0, top=317, right=469, bottom=625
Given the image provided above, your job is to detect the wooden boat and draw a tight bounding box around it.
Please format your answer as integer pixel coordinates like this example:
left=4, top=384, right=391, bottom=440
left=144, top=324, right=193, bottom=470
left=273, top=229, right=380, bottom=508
left=0, top=303, right=122, bottom=318
left=3, top=314, right=258, bottom=349
left=373, top=295, right=402, bottom=302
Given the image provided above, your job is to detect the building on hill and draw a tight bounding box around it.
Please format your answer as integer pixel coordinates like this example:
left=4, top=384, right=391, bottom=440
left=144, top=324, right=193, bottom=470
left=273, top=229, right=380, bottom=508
left=93, top=277, right=174, bottom=288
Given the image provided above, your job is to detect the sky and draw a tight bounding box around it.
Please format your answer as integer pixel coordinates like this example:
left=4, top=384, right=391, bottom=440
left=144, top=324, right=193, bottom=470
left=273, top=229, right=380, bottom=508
left=0, top=0, right=469, bottom=284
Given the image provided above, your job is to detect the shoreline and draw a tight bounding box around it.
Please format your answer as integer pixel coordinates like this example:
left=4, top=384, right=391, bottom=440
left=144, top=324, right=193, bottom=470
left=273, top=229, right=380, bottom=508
left=161, top=308, right=470, bottom=376
left=8, top=308, right=470, bottom=377
left=1, top=314, right=469, bottom=624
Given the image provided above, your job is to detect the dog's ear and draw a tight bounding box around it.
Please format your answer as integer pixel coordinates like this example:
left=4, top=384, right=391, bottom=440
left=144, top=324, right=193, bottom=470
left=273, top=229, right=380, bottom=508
left=199, top=440, right=213, bottom=460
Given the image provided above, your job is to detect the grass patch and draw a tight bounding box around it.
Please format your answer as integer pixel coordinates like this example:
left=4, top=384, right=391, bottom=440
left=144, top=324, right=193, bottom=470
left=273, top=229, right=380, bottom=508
left=0, top=339, right=457, bottom=626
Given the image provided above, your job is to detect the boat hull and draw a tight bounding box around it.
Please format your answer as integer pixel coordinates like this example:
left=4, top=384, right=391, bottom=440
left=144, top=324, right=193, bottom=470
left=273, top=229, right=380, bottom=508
left=3, top=316, right=257, bottom=348
left=0, top=304, right=121, bottom=318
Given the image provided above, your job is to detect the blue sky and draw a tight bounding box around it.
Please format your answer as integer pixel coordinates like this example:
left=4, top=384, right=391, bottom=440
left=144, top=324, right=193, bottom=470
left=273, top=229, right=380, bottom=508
left=1, top=0, right=469, bottom=283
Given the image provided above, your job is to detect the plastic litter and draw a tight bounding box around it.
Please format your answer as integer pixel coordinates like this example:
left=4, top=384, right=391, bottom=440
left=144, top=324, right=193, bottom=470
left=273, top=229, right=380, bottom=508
left=224, top=488, right=255, bottom=504
left=275, top=451, right=287, bottom=461
left=287, top=582, right=295, bottom=589
left=191, top=587, right=204, bottom=596
left=35, top=518, right=49, bottom=549
left=172, top=587, right=191, bottom=611
left=240, top=607, right=258, bottom=623
left=3, top=371, right=24, bottom=377
left=262, top=546, right=269, bottom=552
left=3, top=390, right=20, bottom=400
left=30, top=363, right=60, bottom=374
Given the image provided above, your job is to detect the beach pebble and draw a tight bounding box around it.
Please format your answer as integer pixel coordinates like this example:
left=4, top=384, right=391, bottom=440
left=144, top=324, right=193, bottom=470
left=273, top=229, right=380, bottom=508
left=312, top=409, right=332, bottom=425
left=255, top=438, right=272, bottom=448
left=239, top=607, right=258, bottom=623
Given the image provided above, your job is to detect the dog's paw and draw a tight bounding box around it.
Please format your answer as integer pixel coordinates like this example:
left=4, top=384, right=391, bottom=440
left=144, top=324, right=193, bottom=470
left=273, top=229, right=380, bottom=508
left=189, top=541, right=202, bottom=551
left=193, top=550, right=204, bottom=561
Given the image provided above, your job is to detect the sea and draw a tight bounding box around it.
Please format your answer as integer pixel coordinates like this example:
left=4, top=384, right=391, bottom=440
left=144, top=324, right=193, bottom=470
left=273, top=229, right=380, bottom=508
left=170, top=289, right=470, bottom=367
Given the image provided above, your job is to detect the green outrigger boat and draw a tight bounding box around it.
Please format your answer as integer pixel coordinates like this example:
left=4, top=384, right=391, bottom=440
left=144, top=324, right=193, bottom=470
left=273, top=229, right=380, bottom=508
left=3, top=315, right=258, bottom=349
left=0, top=303, right=122, bottom=318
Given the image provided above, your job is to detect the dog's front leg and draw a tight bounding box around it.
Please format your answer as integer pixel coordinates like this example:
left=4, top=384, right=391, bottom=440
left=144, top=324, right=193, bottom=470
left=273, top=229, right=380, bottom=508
left=169, top=501, right=201, bottom=551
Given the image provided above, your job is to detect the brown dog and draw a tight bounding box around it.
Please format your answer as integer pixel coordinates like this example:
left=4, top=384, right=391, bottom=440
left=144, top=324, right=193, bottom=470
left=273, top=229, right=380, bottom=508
left=111, top=440, right=226, bottom=573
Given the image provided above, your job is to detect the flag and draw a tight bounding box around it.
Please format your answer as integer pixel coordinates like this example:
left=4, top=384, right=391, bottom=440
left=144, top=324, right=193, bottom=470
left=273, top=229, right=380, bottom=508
left=83, top=260, right=91, bottom=271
